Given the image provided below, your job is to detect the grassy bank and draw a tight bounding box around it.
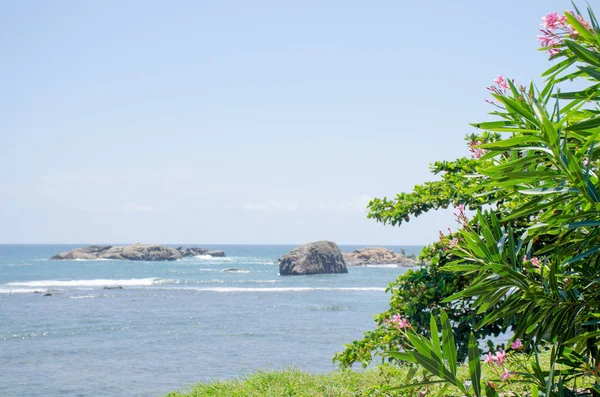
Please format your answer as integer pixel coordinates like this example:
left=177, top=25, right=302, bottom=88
left=165, top=366, right=410, bottom=397
left=164, top=359, right=549, bottom=397
left=164, top=350, right=575, bottom=397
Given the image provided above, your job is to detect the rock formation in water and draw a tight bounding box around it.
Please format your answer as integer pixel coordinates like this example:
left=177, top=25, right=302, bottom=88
left=50, top=244, right=225, bottom=261
left=278, top=241, right=347, bottom=276
left=342, top=247, right=419, bottom=267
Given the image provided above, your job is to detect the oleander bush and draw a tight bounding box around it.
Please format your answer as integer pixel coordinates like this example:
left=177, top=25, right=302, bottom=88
left=337, top=4, right=600, bottom=396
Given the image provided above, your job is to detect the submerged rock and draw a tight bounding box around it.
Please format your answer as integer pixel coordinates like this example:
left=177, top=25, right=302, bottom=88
left=222, top=268, right=247, bottom=273
left=342, top=247, right=419, bottom=267
left=205, top=250, right=225, bottom=257
left=103, top=286, right=123, bottom=290
left=278, top=241, right=347, bottom=276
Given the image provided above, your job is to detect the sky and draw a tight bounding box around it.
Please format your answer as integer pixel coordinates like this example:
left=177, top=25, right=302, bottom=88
left=0, top=0, right=578, bottom=245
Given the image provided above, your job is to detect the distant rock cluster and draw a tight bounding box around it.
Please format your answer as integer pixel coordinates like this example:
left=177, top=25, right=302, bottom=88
left=343, top=247, right=419, bottom=267
left=50, top=244, right=225, bottom=261
left=278, top=242, right=420, bottom=276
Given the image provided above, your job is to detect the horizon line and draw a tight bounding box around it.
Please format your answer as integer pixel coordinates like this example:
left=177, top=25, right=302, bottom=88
left=0, top=242, right=428, bottom=246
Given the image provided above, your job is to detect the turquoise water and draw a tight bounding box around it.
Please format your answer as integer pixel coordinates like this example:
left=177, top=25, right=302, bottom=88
left=0, top=244, right=423, bottom=397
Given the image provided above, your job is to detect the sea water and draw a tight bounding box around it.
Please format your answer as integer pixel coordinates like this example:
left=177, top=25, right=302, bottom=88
left=0, top=244, right=423, bottom=397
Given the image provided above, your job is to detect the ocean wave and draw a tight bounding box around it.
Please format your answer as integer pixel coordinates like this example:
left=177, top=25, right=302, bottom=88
left=193, top=255, right=233, bottom=262
left=164, top=287, right=385, bottom=293
left=0, top=288, right=41, bottom=294
left=363, top=264, right=403, bottom=268
left=153, top=279, right=281, bottom=285
left=73, top=258, right=111, bottom=262
left=69, top=295, right=98, bottom=299
left=4, top=278, right=156, bottom=288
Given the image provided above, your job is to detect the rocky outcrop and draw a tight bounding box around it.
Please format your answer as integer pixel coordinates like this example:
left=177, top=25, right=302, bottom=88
left=51, top=244, right=225, bottom=261
left=179, top=247, right=209, bottom=257
left=278, top=241, right=348, bottom=276
left=205, top=250, right=225, bottom=257
left=342, top=247, right=419, bottom=267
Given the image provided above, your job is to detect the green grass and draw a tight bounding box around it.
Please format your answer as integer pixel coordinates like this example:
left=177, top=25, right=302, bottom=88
left=165, top=351, right=589, bottom=397
left=165, top=366, right=411, bottom=397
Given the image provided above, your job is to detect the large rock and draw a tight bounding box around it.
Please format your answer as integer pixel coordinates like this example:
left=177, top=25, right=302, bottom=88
left=342, top=247, right=418, bottom=267
left=278, top=241, right=347, bottom=276
left=51, top=244, right=182, bottom=261
left=179, top=247, right=209, bottom=257
left=205, top=250, right=225, bottom=257
left=50, top=245, right=114, bottom=260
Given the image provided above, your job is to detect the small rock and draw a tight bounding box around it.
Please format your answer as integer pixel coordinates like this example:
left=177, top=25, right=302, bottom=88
left=103, top=286, right=123, bottom=290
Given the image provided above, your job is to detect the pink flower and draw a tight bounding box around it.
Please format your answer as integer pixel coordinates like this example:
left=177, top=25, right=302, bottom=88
left=494, top=75, right=509, bottom=90
left=584, top=157, right=589, bottom=166
left=501, top=368, right=515, bottom=382
left=495, top=349, right=506, bottom=365
left=398, top=318, right=410, bottom=328
left=488, top=381, right=495, bottom=389
left=530, top=257, right=541, bottom=268
left=390, top=315, right=410, bottom=328
left=457, top=204, right=465, bottom=212
left=523, top=255, right=527, bottom=263
left=548, top=47, right=561, bottom=57
left=469, top=140, right=487, bottom=159
left=541, top=12, right=566, bottom=30
left=483, top=352, right=495, bottom=364
left=510, top=338, right=523, bottom=350
left=538, top=33, right=559, bottom=48
left=578, top=15, right=592, bottom=30
left=450, top=237, right=459, bottom=247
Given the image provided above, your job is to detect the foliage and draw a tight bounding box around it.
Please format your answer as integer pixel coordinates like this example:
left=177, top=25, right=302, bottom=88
left=339, top=4, right=600, bottom=395
left=386, top=310, right=596, bottom=397
left=333, top=246, right=510, bottom=367
left=165, top=353, right=560, bottom=397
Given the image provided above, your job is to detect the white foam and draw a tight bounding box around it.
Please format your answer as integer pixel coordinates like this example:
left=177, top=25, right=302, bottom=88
left=0, top=288, right=41, bottom=294
left=73, top=258, right=111, bottom=262
left=69, top=295, right=97, bottom=299
left=364, top=264, right=402, bottom=268
left=4, top=278, right=156, bottom=288
left=168, top=287, right=385, bottom=293
left=193, top=255, right=233, bottom=262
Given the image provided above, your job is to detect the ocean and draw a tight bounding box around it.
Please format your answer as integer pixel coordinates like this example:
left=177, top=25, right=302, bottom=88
left=0, top=244, right=423, bottom=397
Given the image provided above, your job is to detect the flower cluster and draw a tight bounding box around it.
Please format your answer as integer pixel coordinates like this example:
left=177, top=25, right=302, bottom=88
left=438, top=228, right=458, bottom=251
left=538, top=11, right=592, bottom=56
left=483, top=340, right=522, bottom=382
left=469, top=141, right=487, bottom=159
left=486, top=75, right=510, bottom=97
left=386, top=314, right=410, bottom=329
left=523, top=255, right=542, bottom=268
left=484, top=349, right=507, bottom=366
left=454, top=204, right=469, bottom=226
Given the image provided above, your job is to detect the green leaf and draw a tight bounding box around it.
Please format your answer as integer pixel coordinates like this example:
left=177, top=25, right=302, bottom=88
left=440, top=310, right=457, bottom=377
left=468, top=333, right=482, bottom=397
left=520, top=187, right=580, bottom=195
left=565, top=12, right=596, bottom=42
left=563, top=246, right=600, bottom=266
left=565, top=40, right=600, bottom=67
left=430, top=313, right=442, bottom=359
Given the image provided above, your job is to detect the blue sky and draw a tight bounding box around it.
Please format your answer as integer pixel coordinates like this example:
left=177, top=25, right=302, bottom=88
left=0, top=0, right=575, bottom=244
